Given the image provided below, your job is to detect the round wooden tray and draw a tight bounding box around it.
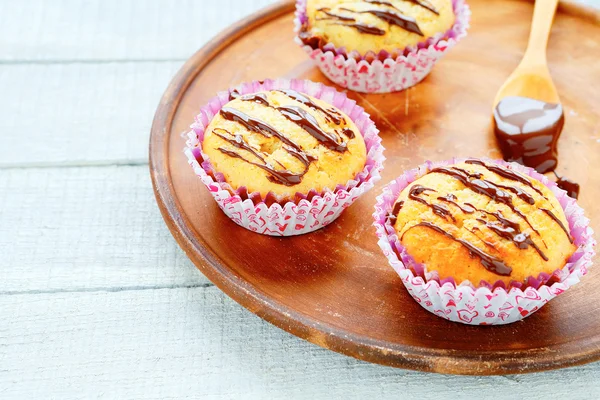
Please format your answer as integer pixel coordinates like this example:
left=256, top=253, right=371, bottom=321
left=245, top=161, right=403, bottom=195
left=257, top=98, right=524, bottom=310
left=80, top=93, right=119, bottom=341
left=150, top=0, right=600, bottom=375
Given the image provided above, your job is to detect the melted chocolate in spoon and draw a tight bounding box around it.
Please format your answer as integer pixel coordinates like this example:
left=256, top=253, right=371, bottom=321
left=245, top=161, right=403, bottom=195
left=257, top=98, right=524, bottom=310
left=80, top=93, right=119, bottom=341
left=493, top=97, right=582, bottom=197
left=493, top=96, right=565, bottom=174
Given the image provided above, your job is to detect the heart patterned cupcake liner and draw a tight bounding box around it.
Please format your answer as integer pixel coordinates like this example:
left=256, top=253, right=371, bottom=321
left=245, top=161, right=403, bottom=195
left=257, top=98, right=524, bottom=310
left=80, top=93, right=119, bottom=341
left=185, top=79, right=385, bottom=236
left=294, top=0, right=470, bottom=93
left=373, top=157, right=595, bottom=325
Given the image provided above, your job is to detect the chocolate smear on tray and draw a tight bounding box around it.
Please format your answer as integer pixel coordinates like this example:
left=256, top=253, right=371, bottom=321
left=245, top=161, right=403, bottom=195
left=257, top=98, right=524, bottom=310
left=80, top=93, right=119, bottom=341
left=407, top=222, right=513, bottom=276
left=552, top=171, right=580, bottom=199
left=493, top=96, right=565, bottom=174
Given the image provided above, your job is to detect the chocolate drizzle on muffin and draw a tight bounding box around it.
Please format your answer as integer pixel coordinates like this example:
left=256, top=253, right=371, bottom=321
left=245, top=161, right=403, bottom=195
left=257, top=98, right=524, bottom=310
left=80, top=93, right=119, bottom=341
left=402, top=0, right=439, bottom=14
left=315, top=4, right=424, bottom=36
left=541, top=208, right=573, bottom=243
left=315, top=8, right=386, bottom=35
left=304, top=0, right=444, bottom=44
left=366, top=0, right=439, bottom=15
left=410, top=221, right=513, bottom=276
left=340, top=7, right=424, bottom=35
left=299, top=0, right=455, bottom=57
left=390, top=160, right=576, bottom=279
left=230, top=90, right=348, bottom=151
left=408, top=185, right=455, bottom=221
left=209, top=90, right=358, bottom=187
left=277, top=89, right=344, bottom=125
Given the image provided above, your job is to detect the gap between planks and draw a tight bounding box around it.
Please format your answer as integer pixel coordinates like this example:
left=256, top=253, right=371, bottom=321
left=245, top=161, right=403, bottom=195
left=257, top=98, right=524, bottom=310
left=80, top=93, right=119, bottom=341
left=0, top=58, right=188, bottom=66
left=0, top=159, right=149, bottom=170
left=0, top=282, right=214, bottom=297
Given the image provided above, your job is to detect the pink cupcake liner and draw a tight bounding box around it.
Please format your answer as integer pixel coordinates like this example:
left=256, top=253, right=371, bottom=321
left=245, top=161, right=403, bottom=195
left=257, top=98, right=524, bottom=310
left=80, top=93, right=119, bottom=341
left=373, top=157, right=596, bottom=325
left=185, top=79, right=385, bottom=236
left=294, top=0, right=471, bottom=93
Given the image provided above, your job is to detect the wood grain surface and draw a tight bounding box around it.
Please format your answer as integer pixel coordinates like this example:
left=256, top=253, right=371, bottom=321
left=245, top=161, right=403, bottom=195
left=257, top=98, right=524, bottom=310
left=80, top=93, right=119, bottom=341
left=151, top=0, right=600, bottom=375
left=2, top=0, right=600, bottom=397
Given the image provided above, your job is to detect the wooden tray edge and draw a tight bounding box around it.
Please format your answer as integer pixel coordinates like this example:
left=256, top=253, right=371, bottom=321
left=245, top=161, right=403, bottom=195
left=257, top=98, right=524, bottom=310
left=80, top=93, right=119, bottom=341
left=149, top=0, right=600, bottom=375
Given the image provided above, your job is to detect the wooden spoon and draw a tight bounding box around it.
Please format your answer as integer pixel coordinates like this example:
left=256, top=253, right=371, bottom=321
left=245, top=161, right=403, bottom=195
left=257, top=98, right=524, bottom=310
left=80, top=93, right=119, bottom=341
left=493, top=0, right=560, bottom=106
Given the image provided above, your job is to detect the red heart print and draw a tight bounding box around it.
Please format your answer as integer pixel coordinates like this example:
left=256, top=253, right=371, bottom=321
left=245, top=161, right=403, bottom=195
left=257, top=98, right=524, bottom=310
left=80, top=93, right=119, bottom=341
left=457, top=309, right=479, bottom=323
left=518, top=307, right=529, bottom=317
left=516, top=290, right=541, bottom=304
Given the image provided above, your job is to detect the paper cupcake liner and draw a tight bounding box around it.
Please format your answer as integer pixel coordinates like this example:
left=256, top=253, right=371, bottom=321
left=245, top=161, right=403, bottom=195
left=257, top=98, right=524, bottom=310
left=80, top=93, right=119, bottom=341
left=185, top=79, right=385, bottom=236
left=294, top=0, right=471, bottom=93
left=373, top=157, right=596, bottom=325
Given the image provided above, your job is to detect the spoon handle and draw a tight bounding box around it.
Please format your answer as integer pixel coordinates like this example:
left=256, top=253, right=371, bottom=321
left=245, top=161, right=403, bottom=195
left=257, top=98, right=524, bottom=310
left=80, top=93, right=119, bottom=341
left=524, top=0, right=559, bottom=63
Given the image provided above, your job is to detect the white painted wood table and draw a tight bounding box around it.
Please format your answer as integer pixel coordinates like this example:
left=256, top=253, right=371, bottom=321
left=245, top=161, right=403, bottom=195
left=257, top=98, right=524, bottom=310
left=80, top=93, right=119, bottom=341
left=1, top=1, right=599, bottom=398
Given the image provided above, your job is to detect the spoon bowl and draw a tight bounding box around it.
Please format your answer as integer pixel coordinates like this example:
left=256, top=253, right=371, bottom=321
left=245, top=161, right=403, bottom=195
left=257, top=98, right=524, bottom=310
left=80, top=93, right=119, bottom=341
left=493, top=65, right=560, bottom=107
left=493, top=0, right=561, bottom=107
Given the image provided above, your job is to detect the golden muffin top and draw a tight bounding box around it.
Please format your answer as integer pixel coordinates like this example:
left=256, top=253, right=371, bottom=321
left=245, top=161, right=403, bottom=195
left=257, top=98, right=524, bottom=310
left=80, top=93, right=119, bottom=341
left=299, top=0, right=455, bottom=55
left=202, top=90, right=367, bottom=198
left=390, top=161, right=576, bottom=286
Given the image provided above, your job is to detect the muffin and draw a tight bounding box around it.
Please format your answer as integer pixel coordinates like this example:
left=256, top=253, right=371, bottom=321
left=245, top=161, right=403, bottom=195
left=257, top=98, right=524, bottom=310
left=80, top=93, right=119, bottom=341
left=373, top=158, right=594, bottom=325
left=389, top=160, right=576, bottom=286
left=300, top=0, right=455, bottom=55
left=185, top=79, right=384, bottom=236
left=202, top=89, right=367, bottom=199
left=294, top=0, right=470, bottom=93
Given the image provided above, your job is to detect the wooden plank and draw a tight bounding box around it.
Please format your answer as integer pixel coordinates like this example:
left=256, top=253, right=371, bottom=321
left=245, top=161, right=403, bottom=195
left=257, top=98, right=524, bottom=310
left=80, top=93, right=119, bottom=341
left=0, top=62, right=182, bottom=166
left=0, top=0, right=280, bottom=62
left=0, top=287, right=599, bottom=399
left=0, top=165, right=211, bottom=292
left=0, top=0, right=598, bottom=63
